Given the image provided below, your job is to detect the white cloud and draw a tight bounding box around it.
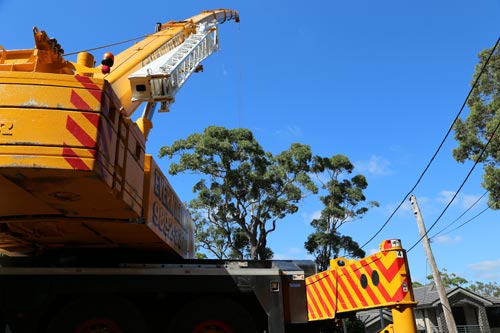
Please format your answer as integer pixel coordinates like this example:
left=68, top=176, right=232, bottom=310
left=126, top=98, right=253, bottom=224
left=355, top=155, right=392, bottom=176
left=273, top=248, right=314, bottom=260
left=276, top=125, right=303, bottom=139
left=301, top=209, right=321, bottom=224
left=386, top=195, right=424, bottom=216
left=435, top=191, right=485, bottom=210
left=437, top=190, right=457, bottom=205
left=431, top=235, right=462, bottom=244
left=288, top=247, right=304, bottom=255
left=469, top=258, right=500, bottom=281
left=460, top=193, right=486, bottom=209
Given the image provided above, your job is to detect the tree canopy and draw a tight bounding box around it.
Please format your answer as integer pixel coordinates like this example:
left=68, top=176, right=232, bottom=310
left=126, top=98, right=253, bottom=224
left=422, top=268, right=500, bottom=297
left=159, top=126, right=317, bottom=260
left=453, top=45, right=500, bottom=209
left=425, top=268, right=469, bottom=288
left=304, top=155, right=378, bottom=271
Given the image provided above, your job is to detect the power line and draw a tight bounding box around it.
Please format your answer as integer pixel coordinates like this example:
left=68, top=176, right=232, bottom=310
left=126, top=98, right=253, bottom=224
left=408, top=114, right=500, bottom=252
left=430, top=191, right=488, bottom=238
left=431, top=204, right=491, bottom=240
left=360, top=36, right=500, bottom=250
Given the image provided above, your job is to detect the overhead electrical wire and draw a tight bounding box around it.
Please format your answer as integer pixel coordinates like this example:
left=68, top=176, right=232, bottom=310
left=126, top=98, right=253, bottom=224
left=431, top=203, right=491, bottom=240
left=407, top=115, right=500, bottom=252
left=429, top=190, right=488, bottom=238
left=360, top=36, right=500, bottom=250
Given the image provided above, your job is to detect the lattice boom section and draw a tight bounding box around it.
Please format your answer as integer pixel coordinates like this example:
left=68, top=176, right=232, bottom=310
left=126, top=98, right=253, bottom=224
left=306, top=240, right=415, bottom=321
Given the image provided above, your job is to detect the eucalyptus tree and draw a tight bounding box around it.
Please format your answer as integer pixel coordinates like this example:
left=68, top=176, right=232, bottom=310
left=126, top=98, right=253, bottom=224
left=453, top=45, right=500, bottom=209
left=305, top=155, right=379, bottom=271
left=159, top=126, right=317, bottom=260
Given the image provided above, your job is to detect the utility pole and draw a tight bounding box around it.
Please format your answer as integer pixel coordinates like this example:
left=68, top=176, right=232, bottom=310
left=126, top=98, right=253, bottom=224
left=410, top=195, right=458, bottom=333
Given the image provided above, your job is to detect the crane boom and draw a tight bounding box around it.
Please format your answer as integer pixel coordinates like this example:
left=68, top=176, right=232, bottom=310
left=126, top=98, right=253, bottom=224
left=94, top=9, right=239, bottom=117
left=129, top=21, right=220, bottom=112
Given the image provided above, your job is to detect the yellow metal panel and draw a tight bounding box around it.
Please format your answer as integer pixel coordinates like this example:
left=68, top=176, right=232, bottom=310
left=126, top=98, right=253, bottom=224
left=0, top=71, right=105, bottom=91
left=0, top=167, right=134, bottom=218
left=143, top=155, right=194, bottom=259
left=0, top=218, right=182, bottom=255
left=0, top=108, right=101, bottom=149
left=0, top=145, right=95, bottom=170
left=306, top=240, right=416, bottom=321
left=0, top=72, right=145, bottom=224
left=0, top=174, right=59, bottom=216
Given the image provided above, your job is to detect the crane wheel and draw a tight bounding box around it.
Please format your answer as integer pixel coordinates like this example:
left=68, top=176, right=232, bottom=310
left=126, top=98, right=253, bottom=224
left=167, top=297, right=258, bottom=333
left=46, top=295, right=149, bottom=333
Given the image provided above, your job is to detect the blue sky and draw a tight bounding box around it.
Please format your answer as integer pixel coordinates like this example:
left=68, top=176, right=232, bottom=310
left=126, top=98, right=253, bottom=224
left=1, top=0, right=499, bottom=285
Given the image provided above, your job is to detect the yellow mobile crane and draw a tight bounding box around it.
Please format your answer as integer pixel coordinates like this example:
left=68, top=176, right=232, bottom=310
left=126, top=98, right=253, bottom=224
left=0, top=9, right=417, bottom=333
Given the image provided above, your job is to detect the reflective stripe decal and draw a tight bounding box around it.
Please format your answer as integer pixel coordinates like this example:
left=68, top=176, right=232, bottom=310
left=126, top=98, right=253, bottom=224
left=64, top=77, right=104, bottom=170
left=306, top=248, right=414, bottom=320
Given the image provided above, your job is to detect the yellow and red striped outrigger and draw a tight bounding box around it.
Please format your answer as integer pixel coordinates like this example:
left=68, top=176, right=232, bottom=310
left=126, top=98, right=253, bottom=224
left=306, top=239, right=417, bottom=332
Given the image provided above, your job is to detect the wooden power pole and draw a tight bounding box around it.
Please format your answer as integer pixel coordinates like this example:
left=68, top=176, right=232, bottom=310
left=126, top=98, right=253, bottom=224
left=409, top=195, right=458, bottom=333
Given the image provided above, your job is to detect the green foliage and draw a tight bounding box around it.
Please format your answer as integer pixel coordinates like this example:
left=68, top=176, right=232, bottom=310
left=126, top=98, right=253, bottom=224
left=424, top=268, right=500, bottom=297
left=412, top=280, right=424, bottom=288
left=159, top=126, right=316, bottom=260
left=467, top=281, right=500, bottom=297
left=453, top=45, right=500, bottom=209
left=346, top=318, right=367, bottom=333
left=305, top=232, right=365, bottom=272
left=426, top=268, right=469, bottom=288
left=305, top=155, right=378, bottom=271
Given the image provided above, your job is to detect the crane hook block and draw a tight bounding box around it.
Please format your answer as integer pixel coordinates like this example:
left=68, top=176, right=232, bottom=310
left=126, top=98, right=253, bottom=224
left=101, top=52, right=115, bottom=74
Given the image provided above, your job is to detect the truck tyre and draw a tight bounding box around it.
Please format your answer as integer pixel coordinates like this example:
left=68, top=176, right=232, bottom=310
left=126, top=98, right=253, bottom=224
left=168, top=297, right=258, bottom=333
left=46, top=296, right=148, bottom=333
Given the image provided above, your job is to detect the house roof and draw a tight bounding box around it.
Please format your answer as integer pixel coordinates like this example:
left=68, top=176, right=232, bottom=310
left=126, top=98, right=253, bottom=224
left=357, top=308, right=425, bottom=331
left=357, top=308, right=392, bottom=327
left=413, top=284, right=500, bottom=308
left=356, top=284, right=500, bottom=329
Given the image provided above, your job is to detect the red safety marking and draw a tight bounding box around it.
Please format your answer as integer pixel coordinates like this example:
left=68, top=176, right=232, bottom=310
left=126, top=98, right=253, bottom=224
left=391, top=278, right=407, bottom=300
left=373, top=255, right=402, bottom=283
left=66, top=78, right=114, bottom=172
left=368, top=256, right=407, bottom=302
left=75, top=75, right=102, bottom=102
left=336, top=271, right=357, bottom=310
left=344, top=264, right=370, bottom=307
left=62, top=146, right=90, bottom=170
left=66, top=116, right=96, bottom=148
left=316, top=275, right=336, bottom=313
left=311, top=280, right=333, bottom=318
left=70, top=90, right=92, bottom=111
left=306, top=292, right=319, bottom=319
left=83, top=112, right=100, bottom=127
left=357, top=260, right=384, bottom=305
left=74, top=75, right=116, bottom=162
left=307, top=274, right=327, bottom=319
left=325, top=272, right=339, bottom=312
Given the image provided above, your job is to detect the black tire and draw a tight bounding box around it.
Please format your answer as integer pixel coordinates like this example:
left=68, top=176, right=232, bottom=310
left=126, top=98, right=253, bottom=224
left=46, top=295, right=149, bottom=333
left=168, top=297, right=258, bottom=333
